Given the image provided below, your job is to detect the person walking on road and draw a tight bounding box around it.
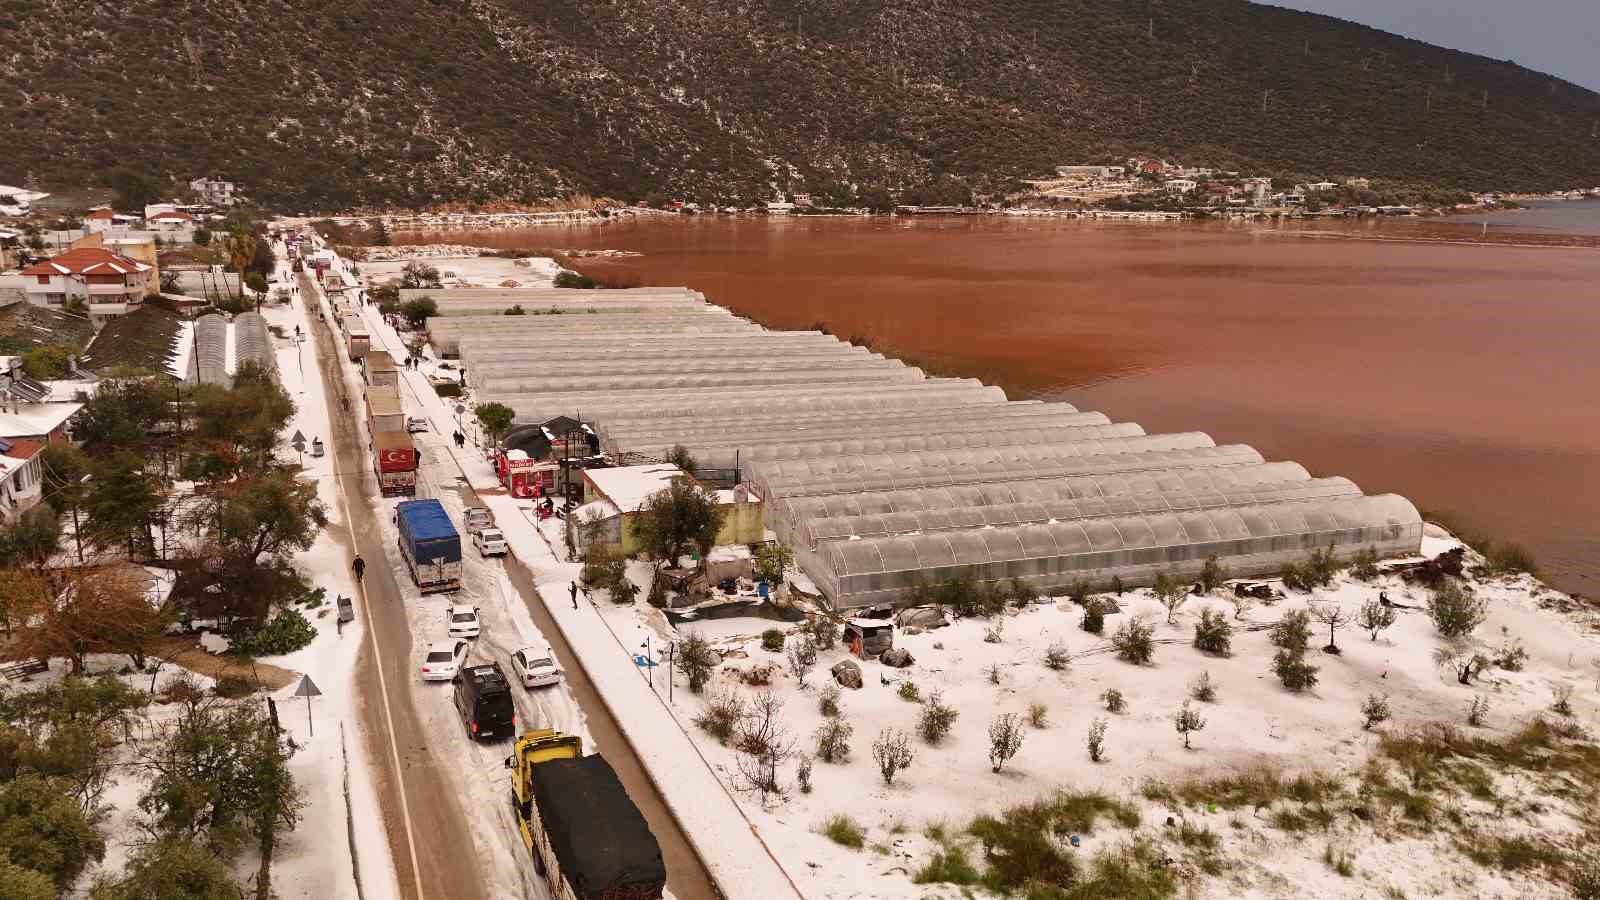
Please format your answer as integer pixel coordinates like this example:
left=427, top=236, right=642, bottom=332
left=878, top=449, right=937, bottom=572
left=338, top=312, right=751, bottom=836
left=570, top=580, right=579, bottom=610
left=454, top=430, right=465, bottom=449
left=352, top=554, right=366, bottom=585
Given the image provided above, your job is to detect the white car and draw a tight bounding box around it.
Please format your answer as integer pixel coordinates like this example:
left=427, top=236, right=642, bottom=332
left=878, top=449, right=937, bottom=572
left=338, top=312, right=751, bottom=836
left=462, top=506, right=494, bottom=534
left=510, top=645, right=562, bottom=688
left=473, top=528, right=508, bottom=557
left=420, top=640, right=469, bottom=681
left=406, top=416, right=429, bottom=433
left=446, top=605, right=482, bottom=639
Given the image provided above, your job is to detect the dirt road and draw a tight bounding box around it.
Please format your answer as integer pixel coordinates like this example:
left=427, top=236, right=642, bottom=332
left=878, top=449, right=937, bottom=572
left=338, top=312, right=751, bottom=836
left=302, top=274, right=489, bottom=900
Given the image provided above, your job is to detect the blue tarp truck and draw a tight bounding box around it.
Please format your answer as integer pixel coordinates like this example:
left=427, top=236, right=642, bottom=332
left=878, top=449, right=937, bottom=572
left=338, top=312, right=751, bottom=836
left=395, top=499, right=463, bottom=593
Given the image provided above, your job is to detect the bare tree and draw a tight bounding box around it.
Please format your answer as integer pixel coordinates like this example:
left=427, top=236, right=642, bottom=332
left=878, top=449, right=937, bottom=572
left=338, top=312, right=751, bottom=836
left=1466, top=694, right=1491, bottom=727
left=1043, top=640, right=1070, bottom=671
left=1154, top=572, right=1188, bottom=624
left=1173, top=700, right=1207, bottom=750
left=735, top=691, right=796, bottom=802
left=1433, top=637, right=1489, bottom=685
left=871, top=728, right=914, bottom=784
left=1228, top=591, right=1256, bottom=621
left=814, top=717, right=853, bottom=763
left=988, top=713, right=1025, bottom=773
left=1357, top=599, right=1396, bottom=641
left=1309, top=601, right=1353, bottom=653
left=785, top=636, right=818, bottom=688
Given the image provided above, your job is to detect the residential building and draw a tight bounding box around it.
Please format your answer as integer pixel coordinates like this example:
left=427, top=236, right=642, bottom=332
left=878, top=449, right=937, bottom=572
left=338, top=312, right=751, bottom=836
left=1344, top=177, right=1371, bottom=190
left=568, top=463, right=765, bottom=555
left=71, top=232, right=160, bottom=296
left=189, top=177, right=238, bottom=206
left=0, top=437, right=44, bottom=521
left=18, top=246, right=153, bottom=324
left=1164, top=179, right=1198, bottom=194
left=146, top=208, right=197, bottom=237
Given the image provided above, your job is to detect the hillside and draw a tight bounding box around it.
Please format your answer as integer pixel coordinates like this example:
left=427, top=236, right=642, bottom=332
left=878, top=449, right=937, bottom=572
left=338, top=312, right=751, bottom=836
left=3, top=0, right=1598, bottom=209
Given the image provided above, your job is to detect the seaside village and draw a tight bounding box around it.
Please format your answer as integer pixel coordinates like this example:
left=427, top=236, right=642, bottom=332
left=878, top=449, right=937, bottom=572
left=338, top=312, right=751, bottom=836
left=0, top=187, right=1597, bottom=900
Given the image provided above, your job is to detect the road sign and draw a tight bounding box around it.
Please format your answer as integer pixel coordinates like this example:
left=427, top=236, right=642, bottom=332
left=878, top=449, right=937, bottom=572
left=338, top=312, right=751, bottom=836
left=293, top=675, right=321, bottom=737
left=291, top=429, right=307, bottom=444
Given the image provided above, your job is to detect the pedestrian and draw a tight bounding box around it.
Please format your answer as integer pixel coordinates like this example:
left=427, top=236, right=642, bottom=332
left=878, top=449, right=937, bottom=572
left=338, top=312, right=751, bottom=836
left=352, top=554, right=366, bottom=584
left=570, top=580, right=578, bottom=610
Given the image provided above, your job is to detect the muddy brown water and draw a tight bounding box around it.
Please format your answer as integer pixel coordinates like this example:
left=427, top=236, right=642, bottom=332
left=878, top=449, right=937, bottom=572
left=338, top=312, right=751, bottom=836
left=401, top=206, right=1600, bottom=597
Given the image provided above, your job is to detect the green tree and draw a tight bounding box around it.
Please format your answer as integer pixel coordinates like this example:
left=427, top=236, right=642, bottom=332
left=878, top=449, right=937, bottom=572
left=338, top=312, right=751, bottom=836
left=0, top=852, right=55, bottom=900
left=400, top=296, right=437, bottom=327
left=473, top=401, right=515, bottom=446
left=369, top=219, right=392, bottom=246
left=20, top=345, right=73, bottom=379
left=73, top=377, right=170, bottom=454
left=201, top=470, right=328, bottom=566
left=106, top=168, right=160, bottom=210
left=398, top=261, right=440, bottom=289
left=81, top=453, right=163, bottom=558
left=184, top=364, right=294, bottom=478
left=0, top=775, right=105, bottom=889
left=630, top=479, right=728, bottom=564
left=192, top=227, right=212, bottom=246
left=90, top=839, right=240, bottom=900
left=0, top=506, right=61, bottom=572
left=40, top=442, right=92, bottom=562
left=666, top=443, right=698, bottom=476
left=244, top=272, right=268, bottom=296
left=754, top=543, right=794, bottom=586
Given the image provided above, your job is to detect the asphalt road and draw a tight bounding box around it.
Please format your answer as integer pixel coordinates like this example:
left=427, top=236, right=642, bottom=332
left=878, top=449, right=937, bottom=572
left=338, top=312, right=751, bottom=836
left=302, top=273, right=488, bottom=900
left=302, top=269, right=718, bottom=900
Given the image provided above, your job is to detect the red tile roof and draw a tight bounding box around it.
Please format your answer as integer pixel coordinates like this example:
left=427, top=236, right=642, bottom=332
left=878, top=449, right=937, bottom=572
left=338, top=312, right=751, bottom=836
left=0, top=438, right=43, bottom=461
left=19, top=247, right=152, bottom=277
left=148, top=209, right=196, bottom=222
left=85, top=208, right=117, bottom=220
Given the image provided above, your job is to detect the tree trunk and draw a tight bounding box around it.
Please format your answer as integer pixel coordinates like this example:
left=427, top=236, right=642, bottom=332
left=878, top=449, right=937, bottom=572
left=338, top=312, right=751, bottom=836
left=256, top=826, right=274, bottom=900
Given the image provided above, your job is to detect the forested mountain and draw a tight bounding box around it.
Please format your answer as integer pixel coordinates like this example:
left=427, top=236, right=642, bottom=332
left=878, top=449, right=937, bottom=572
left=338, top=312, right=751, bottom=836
left=3, top=0, right=1598, bottom=209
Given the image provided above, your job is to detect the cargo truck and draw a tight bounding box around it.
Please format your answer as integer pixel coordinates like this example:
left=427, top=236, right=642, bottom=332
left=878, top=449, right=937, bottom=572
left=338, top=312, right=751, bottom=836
left=343, top=314, right=369, bottom=360
left=505, top=730, right=666, bottom=900
left=372, top=430, right=418, bottom=497
left=394, top=499, right=462, bottom=593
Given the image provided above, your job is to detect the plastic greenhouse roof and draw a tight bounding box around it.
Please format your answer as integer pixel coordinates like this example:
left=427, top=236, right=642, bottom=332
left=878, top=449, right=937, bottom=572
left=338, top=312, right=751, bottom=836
left=594, top=399, right=1060, bottom=438
left=818, top=494, right=1421, bottom=577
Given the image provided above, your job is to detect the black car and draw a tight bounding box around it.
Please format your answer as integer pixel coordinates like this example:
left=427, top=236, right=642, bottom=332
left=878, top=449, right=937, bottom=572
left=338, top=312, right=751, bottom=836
left=453, top=662, right=516, bottom=741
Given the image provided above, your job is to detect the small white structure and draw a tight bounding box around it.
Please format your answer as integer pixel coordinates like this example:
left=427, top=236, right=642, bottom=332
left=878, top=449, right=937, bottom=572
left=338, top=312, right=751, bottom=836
left=189, top=177, right=238, bottom=206
left=0, top=436, right=44, bottom=521
left=1165, top=179, right=1198, bottom=194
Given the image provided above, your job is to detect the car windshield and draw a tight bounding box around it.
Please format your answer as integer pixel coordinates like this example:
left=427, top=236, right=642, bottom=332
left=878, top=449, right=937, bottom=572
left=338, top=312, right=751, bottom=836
left=451, top=612, right=476, bottom=622
left=482, top=531, right=502, bottom=540
left=529, top=657, right=553, bottom=668
left=425, top=650, right=454, bottom=663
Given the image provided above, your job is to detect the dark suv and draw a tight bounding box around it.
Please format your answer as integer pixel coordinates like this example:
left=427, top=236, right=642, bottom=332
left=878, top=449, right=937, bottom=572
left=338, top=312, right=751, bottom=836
left=453, top=662, right=516, bottom=741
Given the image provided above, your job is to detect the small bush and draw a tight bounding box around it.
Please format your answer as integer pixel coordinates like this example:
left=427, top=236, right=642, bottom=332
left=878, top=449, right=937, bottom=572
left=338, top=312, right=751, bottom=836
left=1174, top=700, right=1207, bottom=749
left=796, top=754, right=813, bottom=794
left=1492, top=640, right=1528, bottom=671
left=1087, top=717, right=1108, bottom=761
left=872, top=729, right=914, bottom=784
left=1028, top=702, right=1050, bottom=728
left=738, top=664, right=775, bottom=686
left=988, top=712, right=1026, bottom=772
left=896, top=681, right=920, bottom=702
left=912, top=844, right=981, bottom=885
left=695, top=689, right=744, bottom=744
left=1190, top=671, right=1218, bottom=703
left=809, top=616, right=838, bottom=650
left=1101, top=688, right=1127, bottom=713
left=1198, top=554, right=1230, bottom=592
left=213, top=675, right=256, bottom=698
left=818, top=683, right=842, bottom=717
left=1043, top=640, right=1071, bottom=671
left=1192, top=608, right=1233, bottom=655
left=1068, top=576, right=1094, bottom=605
left=1480, top=542, right=1538, bottom=578
left=1273, top=649, right=1320, bottom=692
left=983, top=619, right=1004, bottom=644
left=1271, top=609, right=1313, bottom=653
left=1081, top=597, right=1106, bottom=633
left=918, top=690, right=960, bottom=745
left=229, top=608, right=316, bottom=656
left=1350, top=546, right=1380, bottom=580
left=1007, top=577, right=1039, bottom=607
left=814, top=717, right=853, bottom=763
left=1154, top=571, right=1188, bottom=624
left=1552, top=684, right=1576, bottom=717
left=1111, top=618, right=1155, bottom=665
left=1323, top=843, right=1356, bottom=877
left=1361, top=693, right=1391, bottom=730
left=761, top=628, right=786, bottom=651
left=985, top=663, right=1003, bottom=685
left=821, top=814, right=865, bottom=849
left=1358, top=598, right=1397, bottom=641
left=1427, top=580, right=1489, bottom=638
left=1466, top=694, right=1491, bottom=727
left=432, top=381, right=464, bottom=398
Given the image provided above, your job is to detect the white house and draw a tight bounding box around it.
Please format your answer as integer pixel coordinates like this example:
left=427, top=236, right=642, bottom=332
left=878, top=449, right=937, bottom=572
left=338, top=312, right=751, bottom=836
left=189, top=177, right=238, bottom=206
left=146, top=208, right=198, bottom=236
left=19, top=246, right=153, bottom=323
left=1164, top=179, right=1199, bottom=194
left=0, top=437, right=44, bottom=522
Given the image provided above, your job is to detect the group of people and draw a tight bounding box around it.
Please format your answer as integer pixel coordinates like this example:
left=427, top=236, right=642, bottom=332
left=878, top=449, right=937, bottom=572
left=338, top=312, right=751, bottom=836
left=451, top=430, right=466, bottom=449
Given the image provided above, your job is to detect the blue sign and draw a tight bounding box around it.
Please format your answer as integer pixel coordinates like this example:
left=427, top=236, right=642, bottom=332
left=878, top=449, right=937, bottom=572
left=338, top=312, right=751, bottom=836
left=633, top=655, right=658, bottom=668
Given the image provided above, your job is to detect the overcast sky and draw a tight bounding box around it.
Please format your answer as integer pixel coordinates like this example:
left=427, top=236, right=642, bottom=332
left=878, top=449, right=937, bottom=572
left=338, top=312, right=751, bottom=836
left=1264, top=1, right=1600, bottom=92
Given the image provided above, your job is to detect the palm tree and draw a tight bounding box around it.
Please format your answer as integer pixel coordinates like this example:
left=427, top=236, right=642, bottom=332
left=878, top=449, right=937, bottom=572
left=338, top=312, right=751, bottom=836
left=221, top=228, right=257, bottom=301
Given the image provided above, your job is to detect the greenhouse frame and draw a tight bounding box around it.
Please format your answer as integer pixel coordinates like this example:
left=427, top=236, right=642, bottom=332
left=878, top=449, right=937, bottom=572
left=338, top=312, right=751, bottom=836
left=811, top=494, right=1422, bottom=607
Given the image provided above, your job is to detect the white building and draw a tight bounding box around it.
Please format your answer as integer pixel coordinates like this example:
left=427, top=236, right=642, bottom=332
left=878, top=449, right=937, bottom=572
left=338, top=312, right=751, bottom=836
left=1165, top=179, right=1198, bottom=194
left=146, top=208, right=198, bottom=236
left=189, top=177, right=238, bottom=206
left=19, top=246, right=153, bottom=323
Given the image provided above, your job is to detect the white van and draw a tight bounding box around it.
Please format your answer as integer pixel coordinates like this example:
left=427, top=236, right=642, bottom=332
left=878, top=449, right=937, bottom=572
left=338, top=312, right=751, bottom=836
left=462, top=506, right=494, bottom=534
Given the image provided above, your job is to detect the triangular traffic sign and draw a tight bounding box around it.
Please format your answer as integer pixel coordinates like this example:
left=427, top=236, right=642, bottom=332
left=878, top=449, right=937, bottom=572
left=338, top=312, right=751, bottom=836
left=293, top=675, right=322, bottom=698
left=291, top=429, right=307, bottom=444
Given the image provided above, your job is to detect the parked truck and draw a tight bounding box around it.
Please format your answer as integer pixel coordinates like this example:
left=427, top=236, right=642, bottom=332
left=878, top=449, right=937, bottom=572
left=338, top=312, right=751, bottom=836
left=505, top=730, right=665, bottom=900
left=372, top=430, right=417, bottom=497
left=394, top=499, right=462, bottom=593
left=343, top=314, right=369, bottom=360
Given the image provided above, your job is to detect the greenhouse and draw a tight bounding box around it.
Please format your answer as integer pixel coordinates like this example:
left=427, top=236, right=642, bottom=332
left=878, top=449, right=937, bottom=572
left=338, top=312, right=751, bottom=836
left=752, top=445, right=1267, bottom=500
left=810, top=494, right=1423, bottom=608
left=496, top=381, right=1007, bottom=424
left=399, top=287, right=706, bottom=304
left=192, top=314, right=228, bottom=385
left=772, top=460, right=1317, bottom=534
left=600, top=404, right=1099, bottom=448
left=234, top=312, right=275, bottom=374
left=471, top=353, right=909, bottom=388
left=791, top=476, right=1363, bottom=549
left=476, top=366, right=926, bottom=397
left=628, top=423, right=1147, bottom=471
left=594, top=399, right=1066, bottom=440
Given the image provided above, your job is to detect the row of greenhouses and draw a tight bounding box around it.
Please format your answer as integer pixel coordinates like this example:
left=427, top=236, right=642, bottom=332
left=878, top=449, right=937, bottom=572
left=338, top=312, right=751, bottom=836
left=426, top=284, right=1422, bottom=608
